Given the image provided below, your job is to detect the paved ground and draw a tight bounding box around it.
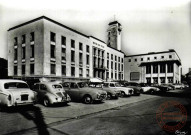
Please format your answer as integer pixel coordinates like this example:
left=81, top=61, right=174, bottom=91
left=1, top=88, right=191, bottom=135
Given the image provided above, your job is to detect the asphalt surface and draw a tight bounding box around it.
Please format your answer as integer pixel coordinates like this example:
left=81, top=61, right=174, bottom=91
left=1, top=88, right=191, bottom=135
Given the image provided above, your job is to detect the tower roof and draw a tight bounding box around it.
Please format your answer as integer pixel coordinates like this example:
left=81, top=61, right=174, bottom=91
left=108, top=21, right=121, bottom=26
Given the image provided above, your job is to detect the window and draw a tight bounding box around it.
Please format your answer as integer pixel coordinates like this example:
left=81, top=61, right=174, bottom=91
left=160, top=64, right=166, bottom=73
left=30, top=45, right=34, bottom=58
left=115, top=73, right=117, bottom=79
left=71, top=67, right=75, bottom=76
left=22, top=65, right=25, bottom=75
left=161, top=56, right=164, bottom=59
left=50, top=32, right=56, bottom=42
left=14, top=37, right=18, bottom=46
left=168, top=63, right=173, bottom=73
left=86, top=45, right=89, bottom=53
left=62, top=48, right=66, bottom=60
left=86, top=69, right=89, bottom=77
left=51, top=64, right=56, bottom=74
left=79, top=68, right=83, bottom=77
left=14, top=48, right=17, bottom=60
left=51, top=45, right=55, bottom=58
left=168, top=77, right=173, bottom=83
left=86, top=55, right=89, bottom=65
left=115, top=56, right=117, bottom=61
left=118, top=57, right=120, bottom=62
left=160, top=77, right=165, bottom=83
left=111, top=54, right=113, bottom=60
left=79, top=53, right=83, bottom=64
left=147, top=57, right=150, bottom=60
left=121, top=58, right=123, bottom=63
left=169, top=55, right=172, bottom=58
left=141, top=58, right=143, bottom=61
left=61, top=36, right=66, bottom=45
left=62, top=65, right=66, bottom=75
left=154, top=57, right=157, bottom=60
left=146, top=65, right=151, bottom=74
left=135, top=59, right=137, bottom=62
left=102, top=51, right=104, bottom=57
left=128, top=59, right=131, bottom=62
left=122, top=64, right=123, bottom=71
left=22, top=47, right=25, bottom=59
left=30, top=64, right=34, bottom=74
left=93, top=48, right=96, bottom=55
left=107, top=60, right=109, bottom=68
left=153, top=77, right=158, bottom=83
left=98, top=50, right=100, bottom=56
left=79, top=42, right=83, bottom=50
left=118, top=63, right=120, bottom=71
left=115, top=63, right=117, bottom=70
left=14, top=66, right=17, bottom=75
left=153, top=64, right=158, bottom=73
left=71, top=50, right=75, bottom=62
left=107, top=53, right=109, bottom=59
left=111, top=61, right=113, bottom=69
left=71, top=39, right=75, bottom=48
left=22, top=35, right=25, bottom=44
left=111, top=72, right=113, bottom=78
left=30, top=32, right=34, bottom=42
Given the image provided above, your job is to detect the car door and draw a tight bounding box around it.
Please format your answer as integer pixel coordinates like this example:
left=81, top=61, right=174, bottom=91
left=68, top=83, right=80, bottom=100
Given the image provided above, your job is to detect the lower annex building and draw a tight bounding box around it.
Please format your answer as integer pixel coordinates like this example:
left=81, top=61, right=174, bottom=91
left=7, top=16, right=125, bottom=82
left=124, top=49, right=182, bottom=84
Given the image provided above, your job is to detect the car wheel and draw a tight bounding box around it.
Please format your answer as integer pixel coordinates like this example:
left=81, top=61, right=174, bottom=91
left=43, top=98, right=50, bottom=107
left=107, top=93, right=112, bottom=100
left=150, top=90, right=154, bottom=94
left=121, top=91, right=125, bottom=97
left=83, top=95, right=92, bottom=104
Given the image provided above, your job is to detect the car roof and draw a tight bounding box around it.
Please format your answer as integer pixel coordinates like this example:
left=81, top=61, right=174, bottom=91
left=34, top=81, right=62, bottom=86
left=0, top=79, right=26, bottom=84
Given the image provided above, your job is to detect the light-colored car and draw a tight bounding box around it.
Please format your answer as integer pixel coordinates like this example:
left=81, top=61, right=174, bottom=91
left=139, top=83, right=160, bottom=94
left=61, top=82, right=107, bottom=104
left=0, top=79, right=36, bottom=107
left=172, top=83, right=184, bottom=89
left=103, top=82, right=133, bottom=97
left=33, top=82, right=71, bottom=107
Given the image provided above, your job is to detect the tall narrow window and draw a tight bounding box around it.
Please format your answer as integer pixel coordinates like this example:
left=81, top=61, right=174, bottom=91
left=22, top=47, right=25, bottom=59
left=153, top=64, right=158, bottom=73
left=79, top=53, right=83, bottom=64
left=168, top=63, right=173, bottom=73
left=86, top=55, right=89, bottom=65
left=71, top=39, right=75, bottom=48
left=51, top=64, right=56, bottom=74
left=30, top=64, right=34, bottom=74
left=111, top=61, right=113, bottom=69
left=86, top=69, right=89, bottom=77
left=51, top=45, right=55, bottom=58
left=61, top=36, right=66, bottom=45
left=146, top=65, right=151, bottom=74
left=31, top=45, right=34, bottom=58
left=62, top=65, right=66, bottom=75
left=61, top=48, right=66, bottom=60
left=107, top=53, right=109, bottom=59
left=115, top=63, right=117, bottom=70
left=50, top=32, right=56, bottom=42
left=107, top=60, right=109, bottom=68
left=79, top=42, right=83, bottom=50
left=169, top=55, right=172, bottom=59
left=86, top=45, right=89, bottom=53
left=160, top=64, right=166, bottom=73
left=79, top=68, right=83, bottom=77
left=22, top=65, right=25, bottom=75
left=14, top=48, right=17, bottom=60
left=14, top=66, right=17, bottom=75
left=71, top=50, right=75, bottom=62
left=122, top=64, right=123, bottom=71
left=111, top=54, right=113, bottom=60
left=14, top=37, right=18, bottom=46
left=118, top=63, right=120, bottom=71
left=71, top=67, right=75, bottom=76
left=30, top=32, right=34, bottom=42
left=22, top=35, right=25, bottom=44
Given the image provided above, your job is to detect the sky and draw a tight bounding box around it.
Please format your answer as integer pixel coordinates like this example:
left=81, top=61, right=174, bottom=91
left=0, top=0, right=191, bottom=74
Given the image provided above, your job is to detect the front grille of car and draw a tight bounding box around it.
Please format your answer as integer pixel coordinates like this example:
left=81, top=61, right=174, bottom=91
left=21, top=94, right=28, bottom=101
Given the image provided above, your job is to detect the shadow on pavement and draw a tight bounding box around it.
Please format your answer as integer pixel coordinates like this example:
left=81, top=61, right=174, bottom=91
left=0, top=105, right=49, bottom=135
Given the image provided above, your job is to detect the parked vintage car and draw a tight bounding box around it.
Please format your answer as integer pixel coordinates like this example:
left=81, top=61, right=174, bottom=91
left=61, top=81, right=107, bottom=104
left=172, top=83, right=184, bottom=89
left=151, top=84, right=169, bottom=92
left=0, top=79, right=36, bottom=107
left=122, top=82, right=141, bottom=96
left=103, top=82, right=133, bottom=97
left=33, top=82, right=71, bottom=106
left=139, top=83, right=160, bottom=94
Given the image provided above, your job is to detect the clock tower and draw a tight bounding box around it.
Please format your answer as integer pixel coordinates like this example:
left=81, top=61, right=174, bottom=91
left=107, top=21, right=122, bottom=51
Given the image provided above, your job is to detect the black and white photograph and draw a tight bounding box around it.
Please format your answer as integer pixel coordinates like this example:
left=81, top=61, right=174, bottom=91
left=0, top=0, right=191, bottom=135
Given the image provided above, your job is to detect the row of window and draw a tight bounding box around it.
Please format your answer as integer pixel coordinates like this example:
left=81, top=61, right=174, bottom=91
left=14, top=32, right=34, bottom=45
left=146, top=64, right=173, bottom=74
left=107, top=53, right=123, bottom=63
left=146, top=77, right=173, bottom=84
left=107, top=60, right=124, bottom=71
left=128, top=55, right=172, bottom=62
left=14, top=64, right=90, bottom=77
left=106, top=72, right=124, bottom=80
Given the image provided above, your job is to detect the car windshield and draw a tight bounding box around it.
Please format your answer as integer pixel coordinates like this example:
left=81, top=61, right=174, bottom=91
left=52, top=84, right=62, bottom=89
left=115, top=83, right=121, bottom=87
left=4, top=82, right=29, bottom=89
left=78, top=82, right=89, bottom=88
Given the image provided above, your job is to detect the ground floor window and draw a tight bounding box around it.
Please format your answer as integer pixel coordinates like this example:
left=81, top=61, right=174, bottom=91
left=168, top=77, right=173, bottom=83
left=160, top=77, right=165, bottom=83
left=146, top=78, right=151, bottom=84
left=153, top=77, right=158, bottom=84
left=71, top=67, right=75, bottom=76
